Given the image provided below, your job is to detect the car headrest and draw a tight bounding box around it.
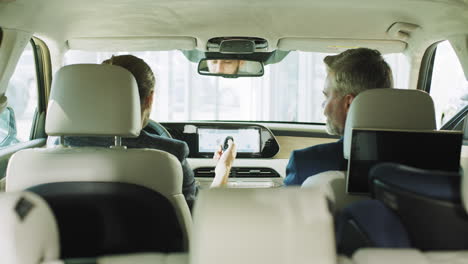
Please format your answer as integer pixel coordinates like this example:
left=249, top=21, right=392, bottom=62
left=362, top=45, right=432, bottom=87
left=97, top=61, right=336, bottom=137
left=190, top=188, right=336, bottom=264
left=0, top=191, right=60, bottom=264
left=46, top=64, right=141, bottom=137
left=344, top=88, right=436, bottom=159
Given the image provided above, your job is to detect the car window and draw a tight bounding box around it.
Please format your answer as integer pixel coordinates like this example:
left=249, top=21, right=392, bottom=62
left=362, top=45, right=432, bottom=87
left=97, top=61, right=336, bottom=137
left=429, top=40, right=468, bottom=128
left=0, top=41, right=39, bottom=148
left=64, top=50, right=409, bottom=124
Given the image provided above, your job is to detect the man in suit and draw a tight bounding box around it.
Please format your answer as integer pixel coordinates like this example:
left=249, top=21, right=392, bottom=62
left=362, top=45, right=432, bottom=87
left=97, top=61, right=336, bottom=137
left=283, top=48, right=394, bottom=186
left=64, top=55, right=236, bottom=204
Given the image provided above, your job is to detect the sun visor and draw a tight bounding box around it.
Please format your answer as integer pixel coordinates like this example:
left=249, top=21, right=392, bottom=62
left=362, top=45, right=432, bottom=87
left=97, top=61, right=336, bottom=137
left=277, top=38, right=407, bottom=54
left=67, top=37, right=197, bottom=51
left=448, top=35, right=468, bottom=81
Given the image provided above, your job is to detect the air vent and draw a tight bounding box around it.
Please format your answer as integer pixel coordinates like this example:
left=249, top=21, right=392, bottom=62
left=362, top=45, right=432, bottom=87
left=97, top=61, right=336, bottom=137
left=194, top=167, right=280, bottom=178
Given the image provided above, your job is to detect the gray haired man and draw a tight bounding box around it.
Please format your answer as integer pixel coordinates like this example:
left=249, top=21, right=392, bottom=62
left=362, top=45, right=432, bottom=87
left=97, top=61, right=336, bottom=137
left=284, top=48, right=394, bottom=186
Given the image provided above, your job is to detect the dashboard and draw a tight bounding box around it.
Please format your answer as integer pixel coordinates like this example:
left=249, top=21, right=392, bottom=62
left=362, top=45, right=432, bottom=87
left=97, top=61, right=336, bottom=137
left=160, top=123, right=280, bottom=158
left=160, top=122, right=284, bottom=188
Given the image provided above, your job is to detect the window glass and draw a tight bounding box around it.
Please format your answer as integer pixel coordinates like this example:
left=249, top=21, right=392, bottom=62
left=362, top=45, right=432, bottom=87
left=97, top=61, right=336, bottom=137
left=430, top=40, right=468, bottom=128
left=64, top=50, right=409, bottom=123
left=1, top=42, right=38, bottom=147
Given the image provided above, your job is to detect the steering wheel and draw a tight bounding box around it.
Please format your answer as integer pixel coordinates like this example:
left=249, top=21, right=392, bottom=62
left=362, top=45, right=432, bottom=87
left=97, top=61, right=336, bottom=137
left=146, top=120, right=173, bottom=138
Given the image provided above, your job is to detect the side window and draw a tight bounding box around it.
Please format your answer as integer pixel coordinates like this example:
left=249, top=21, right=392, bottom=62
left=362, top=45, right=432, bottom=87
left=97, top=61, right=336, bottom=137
left=0, top=41, right=38, bottom=148
left=429, top=40, right=468, bottom=128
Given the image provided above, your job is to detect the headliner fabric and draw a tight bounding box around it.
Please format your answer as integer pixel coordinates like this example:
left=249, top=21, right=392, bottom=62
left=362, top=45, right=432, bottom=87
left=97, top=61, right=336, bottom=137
left=1, top=0, right=468, bottom=57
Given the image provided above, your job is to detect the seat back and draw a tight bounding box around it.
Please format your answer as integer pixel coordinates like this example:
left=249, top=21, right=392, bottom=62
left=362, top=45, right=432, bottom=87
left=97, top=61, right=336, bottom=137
left=29, top=181, right=184, bottom=258
left=304, top=89, right=437, bottom=211
left=343, top=88, right=436, bottom=159
left=371, top=163, right=468, bottom=250
left=6, top=64, right=191, bottom=257
left=338, top=157, right=468, bottom=258
left=190, top=187, right=337, bottom=264
left=0, top=191, right=60, bottom=264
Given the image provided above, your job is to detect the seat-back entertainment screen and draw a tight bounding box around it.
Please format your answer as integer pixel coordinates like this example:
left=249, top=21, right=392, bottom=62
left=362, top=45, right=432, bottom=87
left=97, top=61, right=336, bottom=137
left=347, top=128, right=463, bottom=194
left=198, top=127, right=261, bottom=153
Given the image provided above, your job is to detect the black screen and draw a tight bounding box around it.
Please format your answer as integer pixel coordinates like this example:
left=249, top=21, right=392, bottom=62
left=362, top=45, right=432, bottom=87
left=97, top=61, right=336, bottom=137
left=347, top=129, right=463, bottom=194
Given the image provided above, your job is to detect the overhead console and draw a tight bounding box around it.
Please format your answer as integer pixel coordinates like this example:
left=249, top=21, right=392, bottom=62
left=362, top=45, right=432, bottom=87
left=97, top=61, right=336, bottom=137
left=160, top=122, right=280, bottom=158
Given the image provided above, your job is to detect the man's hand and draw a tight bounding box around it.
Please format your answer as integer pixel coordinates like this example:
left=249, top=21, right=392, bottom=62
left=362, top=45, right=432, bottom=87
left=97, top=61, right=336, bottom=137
left=211, top=139, right=237, bottom=187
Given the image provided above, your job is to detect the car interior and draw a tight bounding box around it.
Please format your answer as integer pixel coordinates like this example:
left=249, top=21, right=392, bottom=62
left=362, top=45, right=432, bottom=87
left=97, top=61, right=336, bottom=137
left=0, top=0, right=468, bottom=263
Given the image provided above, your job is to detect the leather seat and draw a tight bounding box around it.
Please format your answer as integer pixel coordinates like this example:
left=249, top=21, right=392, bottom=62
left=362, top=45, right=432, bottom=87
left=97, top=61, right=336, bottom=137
left=0, top=191, right=60, bottom=264
left=190, top=187, right=349, bottom=264
left=5, top=64, right=192, bottom=258
left=345, top=168, right=468, bottom=263
left=0, top=191, right=189, bottom=264
left=302, top=88, right=437, bottom=210
left=370, top=163, right=468, bottom=250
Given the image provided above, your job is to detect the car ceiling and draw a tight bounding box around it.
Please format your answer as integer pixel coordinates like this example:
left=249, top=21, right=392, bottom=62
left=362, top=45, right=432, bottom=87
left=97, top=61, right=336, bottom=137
left=0, top=0, right=467, bottom=54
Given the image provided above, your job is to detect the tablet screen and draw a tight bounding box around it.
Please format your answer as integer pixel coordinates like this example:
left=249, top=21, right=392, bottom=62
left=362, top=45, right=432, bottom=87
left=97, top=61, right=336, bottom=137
left=347, top=129, right=462, bottom=194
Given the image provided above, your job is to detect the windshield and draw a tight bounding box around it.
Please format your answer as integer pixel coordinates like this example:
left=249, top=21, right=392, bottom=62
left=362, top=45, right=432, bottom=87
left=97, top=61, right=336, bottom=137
left=64, top=50, right=409, bottom=124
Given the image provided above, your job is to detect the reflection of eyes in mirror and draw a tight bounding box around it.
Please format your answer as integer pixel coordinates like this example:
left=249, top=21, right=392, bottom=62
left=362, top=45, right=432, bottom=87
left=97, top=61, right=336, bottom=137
left=207, top=60, right=244, bottom=75
left=198, top=59, right=264, bottom=77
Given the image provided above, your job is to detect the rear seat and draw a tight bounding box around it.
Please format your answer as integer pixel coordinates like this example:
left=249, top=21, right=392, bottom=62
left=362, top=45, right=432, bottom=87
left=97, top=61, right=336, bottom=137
left=0, top=191, right=59, bottom=264
left=6, top=187, right=467, bottom=264
left=190, top=187, right=350, bottom=264
left=1, top=188, right=352, bottom=264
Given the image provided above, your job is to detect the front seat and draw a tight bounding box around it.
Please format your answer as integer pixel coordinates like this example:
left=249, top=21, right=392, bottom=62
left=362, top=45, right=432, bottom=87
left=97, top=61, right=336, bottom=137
left=302, top=88, right=437, bottom=210
left=370, top=162, right=468, bottom=250
left=5, top=64, right=192, bottom=258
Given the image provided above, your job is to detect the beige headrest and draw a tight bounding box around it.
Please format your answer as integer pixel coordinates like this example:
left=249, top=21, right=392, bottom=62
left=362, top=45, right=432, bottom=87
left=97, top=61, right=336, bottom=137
left=6, top=147, right=183, bottom=197
left=343, top=88, right=436, bottom=159
left=0, top=191, right=60, bottom=264
left=190, top=188, right=336, bottom=264
left=46, top=64, right=141, bottom=137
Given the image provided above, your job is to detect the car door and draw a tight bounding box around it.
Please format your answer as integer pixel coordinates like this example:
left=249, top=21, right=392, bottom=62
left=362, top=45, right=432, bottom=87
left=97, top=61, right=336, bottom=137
left=0, top=29, right=51, bottom=190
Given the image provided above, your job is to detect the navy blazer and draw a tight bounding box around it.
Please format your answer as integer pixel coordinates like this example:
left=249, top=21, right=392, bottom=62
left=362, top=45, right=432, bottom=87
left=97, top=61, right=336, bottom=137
left=64, top=127, right=197, bottom=202
left=284, top=139, right=347, bottom=186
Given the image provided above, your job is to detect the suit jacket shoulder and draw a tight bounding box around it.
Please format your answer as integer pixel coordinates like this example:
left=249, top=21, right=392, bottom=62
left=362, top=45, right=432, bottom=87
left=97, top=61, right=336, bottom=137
left=284, top=139, right=346, bottom=186
left=133, top=130, right=189, bottom=162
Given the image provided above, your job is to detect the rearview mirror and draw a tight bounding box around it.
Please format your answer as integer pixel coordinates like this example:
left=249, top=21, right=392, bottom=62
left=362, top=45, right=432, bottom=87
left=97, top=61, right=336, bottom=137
left=198, top=59, right=264, bottom=78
